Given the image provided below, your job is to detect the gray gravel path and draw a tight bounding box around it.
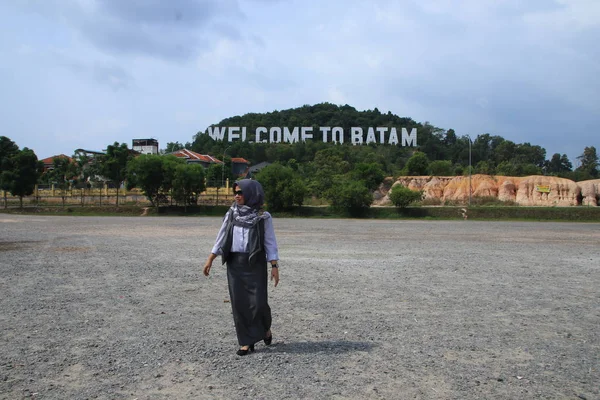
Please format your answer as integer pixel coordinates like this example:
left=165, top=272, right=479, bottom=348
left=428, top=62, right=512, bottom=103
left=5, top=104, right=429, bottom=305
left=1, top=215, right=599, bottom=399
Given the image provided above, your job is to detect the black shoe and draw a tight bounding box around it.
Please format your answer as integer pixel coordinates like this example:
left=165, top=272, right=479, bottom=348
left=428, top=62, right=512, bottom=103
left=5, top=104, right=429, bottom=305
left=263, top=334, right=273, bottom=346
left=236, top=344, right=255, bottom=356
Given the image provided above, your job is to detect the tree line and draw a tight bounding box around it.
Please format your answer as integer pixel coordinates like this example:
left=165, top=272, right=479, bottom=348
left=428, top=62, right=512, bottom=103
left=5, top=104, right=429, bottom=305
left=169, top=103, right=598, bottom=181
left=0, top=138, right=219, bottom=210
left=1, top=103, right=598, bottom=213
left=168, top=103, right=598, bottom=213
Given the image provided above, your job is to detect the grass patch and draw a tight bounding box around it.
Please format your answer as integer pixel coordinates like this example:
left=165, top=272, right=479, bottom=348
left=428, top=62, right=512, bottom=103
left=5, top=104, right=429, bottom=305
left=264, top=205, right=600, bottom=221
left=421, top=198, right=443, bottom=206
left=0, top=205, right=149, bottom=217
left=2, top=204, right=599, bottom=222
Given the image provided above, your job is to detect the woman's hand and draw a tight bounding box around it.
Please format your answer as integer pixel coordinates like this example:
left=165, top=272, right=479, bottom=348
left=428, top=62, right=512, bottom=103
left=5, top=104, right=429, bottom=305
left=203, top=260, right=212, bottom=276
left=203, top=254, right=217, bottom=277
left=271, top=266, right=279, bottom=287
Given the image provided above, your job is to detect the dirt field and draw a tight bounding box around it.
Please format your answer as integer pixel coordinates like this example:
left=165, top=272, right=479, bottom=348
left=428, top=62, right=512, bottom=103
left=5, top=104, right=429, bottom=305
left=1, top=215, right=599, bottom=399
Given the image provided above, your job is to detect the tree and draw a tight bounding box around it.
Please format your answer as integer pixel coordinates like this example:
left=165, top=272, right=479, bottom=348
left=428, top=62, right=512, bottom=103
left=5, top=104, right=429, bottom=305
left=48, top=156, right=78, bottom=207
left=416, top=122, right=446, bottom=161
left=72, top=150, right=99, bottom=185
left=0, top=136, right=20, bottom=208
left=518, top=163, right=542, bottom=176
left=161, top=155, right=185, bottom=203
left=453, top=163, right=465, bottom=176
left=576, top=146, right=599, bottom=178
left=206, top=163, right=224, bottom=188
left=7, top=148, right=41, bottom=209
left=515, top=142, right=546, bottom=167
left=310, top=148, right=350, bottom=197
left=325, top=178, right=373, bottom=216
left=443, top=129, right=457, bottom=146
left=99, top=142, right=133, bottom=207
left=428, top=160, right=453, bottom=176
left=126, top=155, right=165, bottom=209
left=493, top=140, right=516, bottom=166
left=405, top=152, right=429, bottom=175
left=256, top=163, right=307, bottom=211
left=389, top=184, right=423, bottom=208
left=0, top=136, right=19, bottom=165
left=495, top=161, right=541, bottom=176
left=164, top=141, right=184, bottom=153
left=495, top=161, right=517, bottom=176
left=189, top=131, right=218, bottom=155
left=544, top=153, right=572, bottom=175
left=350, top=162, right=385, bottom=191
left=474, top=160, right=492, bottom=175
left=173, top=164, right=206, bottom=211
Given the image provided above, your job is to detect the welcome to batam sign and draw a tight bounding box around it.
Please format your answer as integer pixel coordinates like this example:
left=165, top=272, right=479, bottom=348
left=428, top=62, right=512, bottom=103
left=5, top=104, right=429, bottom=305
left=207, top=126, right=418, bottom=146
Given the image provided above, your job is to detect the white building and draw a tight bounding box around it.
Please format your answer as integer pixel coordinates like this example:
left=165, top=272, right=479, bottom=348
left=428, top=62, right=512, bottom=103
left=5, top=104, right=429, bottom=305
left=132, top=139, right=159, bottom=155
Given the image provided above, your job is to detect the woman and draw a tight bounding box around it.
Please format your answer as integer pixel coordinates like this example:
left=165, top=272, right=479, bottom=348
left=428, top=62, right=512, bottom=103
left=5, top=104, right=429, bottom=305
left=203, top=179, right=280, bottom=356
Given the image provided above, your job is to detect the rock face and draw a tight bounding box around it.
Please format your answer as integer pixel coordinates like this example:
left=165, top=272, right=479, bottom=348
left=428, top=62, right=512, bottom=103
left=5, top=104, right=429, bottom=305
left=373, top=176, right=454, bottom=206
left=379, top=175, right=593, bottom=206
left=516, top=176, right=580, bottom=206
left=578, top=179, right=600, bottom=207
left=498, top=179, right=518, bottom=202
left=373, top=177, right=396, bottom=204
left=423, top=177, right=447, bottom=199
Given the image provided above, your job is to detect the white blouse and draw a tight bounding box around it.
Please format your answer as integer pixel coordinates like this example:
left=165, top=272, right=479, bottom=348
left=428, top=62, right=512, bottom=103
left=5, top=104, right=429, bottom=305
left=211, top=210, right=279, bottom=262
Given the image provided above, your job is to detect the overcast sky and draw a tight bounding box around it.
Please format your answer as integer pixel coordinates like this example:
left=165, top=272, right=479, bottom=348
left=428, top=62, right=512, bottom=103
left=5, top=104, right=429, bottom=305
left=1, top=0, right=598, bottom=165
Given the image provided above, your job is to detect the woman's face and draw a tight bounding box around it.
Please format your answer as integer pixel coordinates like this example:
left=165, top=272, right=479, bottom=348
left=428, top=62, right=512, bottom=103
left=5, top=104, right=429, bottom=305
left=234, top=187, right=245, bottom=205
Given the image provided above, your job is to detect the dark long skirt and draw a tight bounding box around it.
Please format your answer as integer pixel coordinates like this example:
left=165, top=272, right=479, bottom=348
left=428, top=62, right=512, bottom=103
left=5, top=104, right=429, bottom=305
left=226, top=252, right=272, bottom=346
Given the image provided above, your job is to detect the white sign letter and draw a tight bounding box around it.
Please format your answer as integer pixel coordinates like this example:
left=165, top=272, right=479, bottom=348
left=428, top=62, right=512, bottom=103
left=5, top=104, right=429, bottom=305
left=389, top=128, right=399, bottom=145
left=351, top=127, right=363, bottom=145
left=207, top=126, right=226, bottom=141
left=320, top=127, right=331, bottom=143
left=255, top=127, right=267, bottom=143
left=270, top=127, right=282, bottom=143
left=332, top=127, right=344, bottom=144
left=228, top=127, right=240, bottom=142
left=377, top=127, right=387, bottom=144
left=366, top=127, right=377, bottom=144
left=402, top=128, right=417, bottom=146
left=284, top=127, right=299, bottom=144
left=301, top=127, right=313, bottom=142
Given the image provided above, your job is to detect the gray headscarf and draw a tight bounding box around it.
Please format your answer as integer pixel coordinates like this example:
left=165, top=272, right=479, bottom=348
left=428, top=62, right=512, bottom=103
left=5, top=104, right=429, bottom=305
left=230, top=179, right=267, bottom=227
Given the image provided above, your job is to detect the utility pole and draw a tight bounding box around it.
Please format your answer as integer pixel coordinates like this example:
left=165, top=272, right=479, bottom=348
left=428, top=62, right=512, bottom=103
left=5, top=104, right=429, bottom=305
left=469, top=136, right=472, bottom=207
left=219, top=146, right=231, bottom=204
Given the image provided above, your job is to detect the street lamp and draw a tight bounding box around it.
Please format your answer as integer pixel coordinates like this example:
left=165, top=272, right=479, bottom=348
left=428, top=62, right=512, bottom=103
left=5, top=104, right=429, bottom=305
left=468, top=136, right=472, bottom=207
left=216, top=146, right=231, bottom=206
left=221, top=146, right=231, bottom=191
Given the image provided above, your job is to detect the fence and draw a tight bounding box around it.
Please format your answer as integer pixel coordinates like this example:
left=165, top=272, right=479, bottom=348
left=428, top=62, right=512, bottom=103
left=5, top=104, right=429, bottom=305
left=1, top=184, right=236, bottom=207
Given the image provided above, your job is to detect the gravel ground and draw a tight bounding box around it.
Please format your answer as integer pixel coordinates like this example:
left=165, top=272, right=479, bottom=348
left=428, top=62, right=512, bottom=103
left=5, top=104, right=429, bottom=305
left=1, top=215, right=599, bottom=400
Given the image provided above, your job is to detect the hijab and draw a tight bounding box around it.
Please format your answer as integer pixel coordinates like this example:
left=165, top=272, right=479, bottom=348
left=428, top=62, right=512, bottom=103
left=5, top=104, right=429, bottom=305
left=230, top=179, right=267, bottom=227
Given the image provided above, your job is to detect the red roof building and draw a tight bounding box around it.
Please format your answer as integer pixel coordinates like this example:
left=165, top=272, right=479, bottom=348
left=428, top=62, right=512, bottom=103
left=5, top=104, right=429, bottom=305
left=168, top=149, right=223, bottom=167
left=231, top=157, right=250, bottom=176
left=167, top=150, right=249, bottom=169
left=40, top=154, right=73, bottom=172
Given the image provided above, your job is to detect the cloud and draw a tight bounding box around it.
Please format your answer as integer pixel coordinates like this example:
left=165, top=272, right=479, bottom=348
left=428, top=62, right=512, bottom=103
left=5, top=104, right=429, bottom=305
left=51, top=50, right=135, bottom=91
left=12, top=0, right=246, bottom=61
left=523, top=0, right=600, bottom=31
left=91, top=64, right=134, bottom=90
left=1, top=0, right=597, bottom=164
left=92, top=0, right=244, bottom=60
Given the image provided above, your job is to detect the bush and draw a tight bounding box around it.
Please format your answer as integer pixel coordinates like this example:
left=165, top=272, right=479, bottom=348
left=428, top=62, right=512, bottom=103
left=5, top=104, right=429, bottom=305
left=406, top=152, right=429, bottom=175
left=350, top=163, right=385, bottom=191
left=256, top=163, right=307, bottom=211
left=428, top=160, right=453, bottom=176
left=421, top=197, right=442, bottom=206
left=389, top=184, right=423, bottom=208
left=325, top=179, right=373, bottom=216
left=469, top=196, right=517, bottom=207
